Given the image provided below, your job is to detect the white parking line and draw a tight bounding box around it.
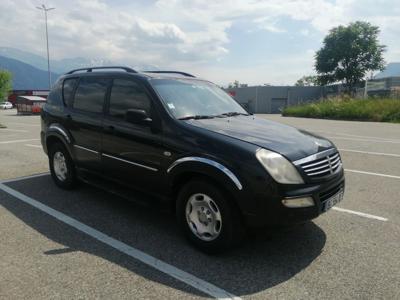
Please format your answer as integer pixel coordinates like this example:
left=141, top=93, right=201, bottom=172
left=0, top=183, right=240, bottom=300
left=5, top=122, right=41, bottom=127
left=0, top=128, right=28, bottom=133
left=345, top=169, right=400, bottom=180
left=314, top=131, right=400, bottom=143
left=327, top=136, right=400, bottom=144
left=339, top=149, right=400, bottom=158
left=332, top=207, right=388, bottom=221
left=0, top=173, right=50, bottom=184
left=0, top=139, right=40, bottom=144
left=25, top=144, right=42, bottom=148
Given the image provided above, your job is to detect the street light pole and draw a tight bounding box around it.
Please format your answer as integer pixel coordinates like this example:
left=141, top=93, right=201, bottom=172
left=36, top=4, right=55, bottom=89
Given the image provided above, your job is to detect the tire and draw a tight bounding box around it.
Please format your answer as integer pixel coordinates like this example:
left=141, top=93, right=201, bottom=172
left=49, top=142, right=77, bottom=189
left=176, top=179, right=245, bottom=254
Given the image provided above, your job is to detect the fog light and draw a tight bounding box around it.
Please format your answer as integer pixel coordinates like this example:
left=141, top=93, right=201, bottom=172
left=282, top=197, right=314, bottom=208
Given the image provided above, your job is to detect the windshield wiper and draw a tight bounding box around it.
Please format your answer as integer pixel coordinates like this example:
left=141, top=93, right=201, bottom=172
left=178, top=114, right=216, bottom=120
left=218, top=111, right=250, bottom=117
left=178, top=112, right=249, bottom=120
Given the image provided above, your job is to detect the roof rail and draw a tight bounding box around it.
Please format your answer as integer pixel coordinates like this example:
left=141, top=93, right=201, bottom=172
left=66, top=66, right=137, bottom=75
left=143, top=71, right=196, bottom=78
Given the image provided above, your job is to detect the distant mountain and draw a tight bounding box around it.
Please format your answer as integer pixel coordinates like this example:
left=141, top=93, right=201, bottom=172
left=0, top=47, right=113, bottom=74
left=0, top=47, right=164, bottom=89
left=0, top=47, right=160, bottom=74
left=0, top=55, right=60, bottom=90
left=374, top=62, right=400, bottom=79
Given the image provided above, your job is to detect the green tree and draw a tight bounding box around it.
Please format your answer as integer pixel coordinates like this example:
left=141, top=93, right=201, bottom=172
left=315, top=21, right=385, bottom=92
left=295, top=75, right=319, bottom=86
left=228, top=80, right=241, bottom=88
left=228, top=80, right=249, bottom=88
left=0, top=70, right=12, bottom=100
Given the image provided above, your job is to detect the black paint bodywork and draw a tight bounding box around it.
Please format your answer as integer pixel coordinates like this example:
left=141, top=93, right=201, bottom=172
left=41, top=71, right=344, bottom=228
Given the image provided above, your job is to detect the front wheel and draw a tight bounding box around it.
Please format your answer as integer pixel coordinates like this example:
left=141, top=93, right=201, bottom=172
left=176, top=180, right=244, bottom=253
left=49, top=143, right=77, bottom=189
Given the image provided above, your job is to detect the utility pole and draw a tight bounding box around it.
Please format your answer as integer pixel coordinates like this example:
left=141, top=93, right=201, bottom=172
left=36, top=4, right=55, bottom=89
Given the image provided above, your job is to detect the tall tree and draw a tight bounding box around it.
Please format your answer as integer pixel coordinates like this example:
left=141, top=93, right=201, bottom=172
left=315, top=21, right=386, bottom=91
left=0, top=70, right=12, bottom=100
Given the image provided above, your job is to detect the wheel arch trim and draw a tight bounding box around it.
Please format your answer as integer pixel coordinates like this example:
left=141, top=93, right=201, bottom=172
left=48, top=124, right=71, bottom=144
left=167, top=157, right=243, bottom=190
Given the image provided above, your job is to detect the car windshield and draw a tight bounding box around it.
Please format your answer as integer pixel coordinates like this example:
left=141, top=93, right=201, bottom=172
left=151, top=79, right=248, bottom=120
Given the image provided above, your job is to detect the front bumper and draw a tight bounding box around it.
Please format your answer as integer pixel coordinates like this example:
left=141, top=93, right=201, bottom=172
left=243, top=169, right=345, bottom=227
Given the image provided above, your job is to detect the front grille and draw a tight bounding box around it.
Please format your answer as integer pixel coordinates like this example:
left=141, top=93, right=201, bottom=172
left=298, top=151, right=342, bottom=178
left=319, top=183, right=344, bottom=202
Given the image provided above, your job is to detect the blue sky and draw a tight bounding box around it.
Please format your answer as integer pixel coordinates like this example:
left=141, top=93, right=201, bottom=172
left=1, top=0, right=399, bottom=86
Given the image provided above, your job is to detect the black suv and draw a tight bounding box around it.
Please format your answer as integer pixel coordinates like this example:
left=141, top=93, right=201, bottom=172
left=41, top=66, right=345, bottom=253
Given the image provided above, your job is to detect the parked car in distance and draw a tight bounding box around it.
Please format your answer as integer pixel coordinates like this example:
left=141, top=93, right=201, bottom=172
left=41, top=66, right=345, bottom=253
left=0, top=101, right=13, bottom=109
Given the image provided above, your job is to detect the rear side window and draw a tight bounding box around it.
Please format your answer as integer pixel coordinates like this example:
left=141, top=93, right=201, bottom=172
left=47, top=79, right=62, bottom=105
left=73, top=77, right=109, bottom=113
left=108, top=79, right=151, bottom=119
left=62, top=78, right=79, bottom=107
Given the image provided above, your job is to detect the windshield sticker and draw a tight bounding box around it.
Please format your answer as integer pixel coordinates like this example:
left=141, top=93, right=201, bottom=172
left=167, top=103, right=176, bottom=109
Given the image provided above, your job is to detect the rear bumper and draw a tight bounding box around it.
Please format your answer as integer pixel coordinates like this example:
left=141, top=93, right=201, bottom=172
left=243, top=169, right=345, bottom=228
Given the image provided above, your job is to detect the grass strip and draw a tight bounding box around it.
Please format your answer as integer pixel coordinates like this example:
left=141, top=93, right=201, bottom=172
left=283, top=97, right=400, bottom=123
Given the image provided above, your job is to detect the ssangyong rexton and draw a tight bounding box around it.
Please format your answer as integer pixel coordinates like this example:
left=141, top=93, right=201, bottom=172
left=41, top=66, right=345, bottom=253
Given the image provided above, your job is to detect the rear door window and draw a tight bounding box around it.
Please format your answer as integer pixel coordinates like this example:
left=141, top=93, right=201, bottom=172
left=108, top=79, right=151, bottom=119
left=73, top=77, right=109, bottom=113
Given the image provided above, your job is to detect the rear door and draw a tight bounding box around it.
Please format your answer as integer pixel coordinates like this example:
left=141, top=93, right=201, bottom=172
left=67, top=76, right=110, bottom=172
left=101, top=77, right=165, bottom=190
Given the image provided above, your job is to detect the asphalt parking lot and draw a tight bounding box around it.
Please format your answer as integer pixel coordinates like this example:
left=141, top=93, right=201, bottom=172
left=0, top=109, right=399, bottom=299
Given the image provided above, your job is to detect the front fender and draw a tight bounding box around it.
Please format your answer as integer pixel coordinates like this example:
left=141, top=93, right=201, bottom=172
left=166, top=156, right=248, bottom=210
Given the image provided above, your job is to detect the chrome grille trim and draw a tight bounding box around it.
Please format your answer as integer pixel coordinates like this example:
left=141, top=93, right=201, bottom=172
left=294, top=149, right=342, bottom=178
left=301, top=157, right=330, bottom=169
left=331, top=160, right=341, bottom=169
left=293, top=148, right=337, bottom=166
left=304, top=162, right=332, bottom=173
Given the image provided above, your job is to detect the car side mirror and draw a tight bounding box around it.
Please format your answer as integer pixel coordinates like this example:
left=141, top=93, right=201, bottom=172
left=125, top=109, right=152, bottom=125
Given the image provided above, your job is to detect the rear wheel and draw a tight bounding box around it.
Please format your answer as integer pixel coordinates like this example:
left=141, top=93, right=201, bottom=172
left=176, top=179, right=244, bottom=253
left=49, top=142, right=77, bottom=189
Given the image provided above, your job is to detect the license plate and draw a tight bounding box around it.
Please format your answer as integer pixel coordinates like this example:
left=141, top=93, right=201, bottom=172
left=323, top=188, right=344, bottom=212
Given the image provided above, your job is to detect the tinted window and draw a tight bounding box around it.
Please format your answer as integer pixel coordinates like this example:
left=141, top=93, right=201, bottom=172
left=73, top=77, right=109, bottom=113
left=47, top=80, right=63, bottom=105
left=62, top=78, right=79, bottom=107
left=109, top=79, right=151, bottom=119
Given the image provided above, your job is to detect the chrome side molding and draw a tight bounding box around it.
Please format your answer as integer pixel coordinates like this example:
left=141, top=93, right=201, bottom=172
left=102, top=153, right=158, bottom=172
left=74, top=144, right=99, bottom=154
left=167, top=157, right=242, bottom=190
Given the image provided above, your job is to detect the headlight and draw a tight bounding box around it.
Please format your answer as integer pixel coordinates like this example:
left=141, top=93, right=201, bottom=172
left=255, top=149, right=304, bottom=184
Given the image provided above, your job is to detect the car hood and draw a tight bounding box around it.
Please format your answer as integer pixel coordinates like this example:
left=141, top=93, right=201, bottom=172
left=185, top=115, right=333, bottom=161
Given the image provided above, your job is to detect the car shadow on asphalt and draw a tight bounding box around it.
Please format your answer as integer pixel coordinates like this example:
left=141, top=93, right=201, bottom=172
left=1, top=175, right=326, bottom=297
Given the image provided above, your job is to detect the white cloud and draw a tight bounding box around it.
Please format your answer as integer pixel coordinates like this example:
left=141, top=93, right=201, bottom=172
left=132, top=18, right=186, bottom=43
left=0, top=0, right=399, bottom=85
